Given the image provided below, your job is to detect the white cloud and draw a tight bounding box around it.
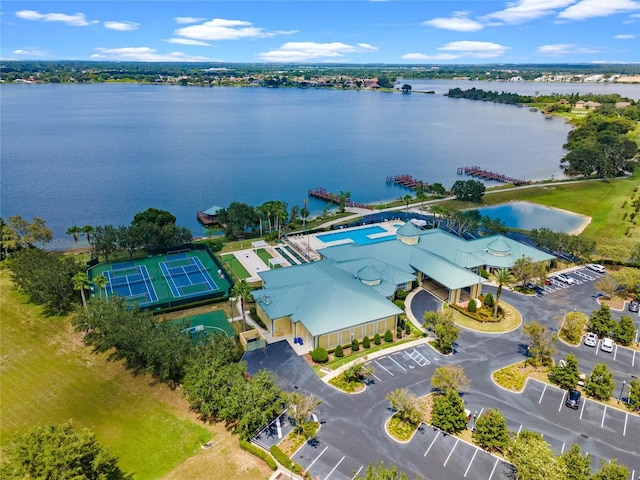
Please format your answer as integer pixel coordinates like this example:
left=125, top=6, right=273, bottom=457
left=166, top=38, right=211, bottom=46
left=439, top=41, right=510, bottom=58
left=614, top=33, right=637, bottom=39
left=536, top=43, right=601, bottom=55
left=401, top=52, right=460, bottom=61
left=174, top=17, right=206, bottom=24
left=558, top=0, right=640, bottom=20
left=175, top=18, right=278, bottom=41
left=15, top=10, right=97, bottom=26
left=104, top=21, right=139, bottom=31
left=482, top=0, right=576, bottom=24
left=91, top=47, right=213, bottom=62
left=13, top=49, right=45, bottom=56
left=423, top=12, right=484, bottom=32
left=257, top=41, right=378, bottom=62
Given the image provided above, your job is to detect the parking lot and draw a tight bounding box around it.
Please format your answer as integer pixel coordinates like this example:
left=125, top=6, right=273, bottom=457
left=363, top=344, right=434, bottom=384
left=542, top=267, right=606, bottom=294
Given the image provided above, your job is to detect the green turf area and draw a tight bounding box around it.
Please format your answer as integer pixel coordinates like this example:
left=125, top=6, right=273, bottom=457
left=256, top=248, right=273, bottom=265
left=222, top=254, right=251, bottom=279
left=0, top=270, right=211, bottom=479
left=171, top=311, right=236, bottom=338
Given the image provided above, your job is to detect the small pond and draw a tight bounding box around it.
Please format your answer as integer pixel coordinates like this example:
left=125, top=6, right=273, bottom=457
left=476, top=201, right=589, bottom=233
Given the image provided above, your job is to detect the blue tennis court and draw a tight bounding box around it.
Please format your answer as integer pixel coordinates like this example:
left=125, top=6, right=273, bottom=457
left=159, top=256, right=218, bottom=298
left=104, top=265, right=158, bottom=306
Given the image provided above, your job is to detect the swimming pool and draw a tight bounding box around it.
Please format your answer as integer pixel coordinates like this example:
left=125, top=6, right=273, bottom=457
left=476, top=201, right=588, bottom=233
left=316, top=225, right=396, bottom=245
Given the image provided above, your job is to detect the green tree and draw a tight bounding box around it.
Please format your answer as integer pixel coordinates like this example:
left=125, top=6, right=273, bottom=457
left=6, top=215, right=53, bottom=248
left=355, top=461, right=411, bottom=480
left=428, top=182, right=446, bottom=195
left=613, top=315, right=636, bottom=346
left=512, top=256, right=536, bottom=288
left=93, top=273, right=108, bottom=299
left=401, top=83, right=412, bottom=93
left=72, top=271, right=90, bottom=309
left=471, top=409, right=510, bottom=453
left=588, top=305, right=616, bottom=338
left=386, top=388, right=422, bottom=425
left=65, top=225, right=82, bottom=248
left=430, top=388, right=467, bottom=434
left=430, top=365, right=470, bottom=394
left=235, top=370, right=284, bottom=439
left=559, top=443, right=591, bottom=480
left=131, top=207, right=176, bottom=227
left=92, top=224, right=119, bottom=261
left=450, top=179, right=485, bottom=202
left=523, top=320, right=557, bottom=366
left=0, top=422, right=128, bottom=480
left=508, top=430, right=568, bottom=480
left=592, top=459, right=630, bottom=480
left=585, top=363, right=615, bottom=400
left=492, top=268, right=514, bottom=318
left=595, top=275, right=618, bottom=300
left=562, top=311, right=587, bottom=344
left=423, top=310, right=458, bottom=354
left=627, top=378, right=640, bottom=411
left=219, top=202, right=259, bottom=239
left=287, top=392, right=320, bottom=436
left=232, top=279, right=253, bottom=332
left=337, top=190, right=351, bottom=213
left=549, top=353, right=580, bottom=390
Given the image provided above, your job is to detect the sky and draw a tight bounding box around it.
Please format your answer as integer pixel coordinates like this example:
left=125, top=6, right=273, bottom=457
left=1, top=0, right=639, bottom=64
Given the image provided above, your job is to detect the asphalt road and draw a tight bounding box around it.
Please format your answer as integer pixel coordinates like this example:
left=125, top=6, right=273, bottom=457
left=244, top=266, right=640, bottom=480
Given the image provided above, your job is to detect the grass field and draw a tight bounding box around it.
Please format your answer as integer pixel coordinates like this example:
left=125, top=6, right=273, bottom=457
left=222, top=254, right=251, bottom=279
left=0, top=269, right=271, bottom=480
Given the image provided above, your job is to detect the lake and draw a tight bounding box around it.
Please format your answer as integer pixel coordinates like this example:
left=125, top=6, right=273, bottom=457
left=0, top=80, right=632, bottom=249
left=476, top=201, right=590, bottom=233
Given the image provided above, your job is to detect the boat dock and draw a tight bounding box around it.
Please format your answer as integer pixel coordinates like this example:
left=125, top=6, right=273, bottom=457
left=308, top=188, right=373, bottom=209
left=456, top=166, right=530, bottom=186
left=385, top=174, right=428, bottom=190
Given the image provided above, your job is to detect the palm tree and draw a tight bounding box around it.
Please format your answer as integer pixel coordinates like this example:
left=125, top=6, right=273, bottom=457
left=93, top=274, right=108, bottom=299
left=81, top=225, right=95, bottom=257
left=492, top=268, right=514, bottom=318
left=337, top=191, right=351, bottom=213
left=231, top=279, right=253, bottom=332
left=301, top=199, right=309, bottom=231
left=65, top=226, right=81, bottom=248
left=402, top=194, right=413, bottom=219
left=72, top=272, right=90, bottom=308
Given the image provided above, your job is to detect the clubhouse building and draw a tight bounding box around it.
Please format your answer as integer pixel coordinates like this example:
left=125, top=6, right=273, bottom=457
left=252, top=223, right=554, bottom=351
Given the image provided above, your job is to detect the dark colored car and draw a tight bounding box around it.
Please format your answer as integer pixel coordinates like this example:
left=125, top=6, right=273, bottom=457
left=629, top=301, right=639, bottom=313
left=566, top=389, right=581, bottom=409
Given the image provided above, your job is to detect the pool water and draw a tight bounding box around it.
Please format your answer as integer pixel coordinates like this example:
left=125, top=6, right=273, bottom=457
left=476, top=202, right=587, bottom=233
left=316, top=225, right=396, bottom=245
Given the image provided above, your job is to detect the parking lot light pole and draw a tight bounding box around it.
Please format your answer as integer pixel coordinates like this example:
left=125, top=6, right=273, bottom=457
left=472, top=411, right=478, bottom=431
left=618, top=380, right=626, bottom=404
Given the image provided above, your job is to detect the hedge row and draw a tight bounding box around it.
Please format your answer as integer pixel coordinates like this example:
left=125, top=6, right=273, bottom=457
left=239, top=440, right=277, bottom=471
left=270, top=445, right=308, bottom=477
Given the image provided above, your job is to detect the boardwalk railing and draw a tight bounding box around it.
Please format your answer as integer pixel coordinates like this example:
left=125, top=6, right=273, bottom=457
left=308, top=188, right=374, bottom=209
left=456, top=166, right=530, bottom=186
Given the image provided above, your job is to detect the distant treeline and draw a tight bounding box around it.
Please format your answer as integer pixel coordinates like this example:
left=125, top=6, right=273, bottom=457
left=446, top=87, right=636, bottom=106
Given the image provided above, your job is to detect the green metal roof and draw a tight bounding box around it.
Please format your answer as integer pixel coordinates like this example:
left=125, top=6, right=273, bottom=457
left=254, top=261, right=402, bottom=337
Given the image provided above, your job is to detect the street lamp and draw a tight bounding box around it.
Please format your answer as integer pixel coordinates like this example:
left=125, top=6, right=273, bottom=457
left=618, top=380, right=626, bottom=404
left=472, top=411, right=478, bottom=431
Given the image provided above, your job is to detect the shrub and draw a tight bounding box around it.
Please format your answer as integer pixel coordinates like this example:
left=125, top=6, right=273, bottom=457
left=384, top=330, right=393, bottom=343
left=334, top=344, right=344, bottom=357
left=405, top=322, right=411, bottom=336
left=310, top=347, right=328, bottom=363
left=374, top=333, right=381, bottom=345
left=484, top=293, right=494, bottom=308
left=396, top=326, right=403, bottom=339
left=468, top=299, right=477, bottom=313
left=622, top=200, right=628, bottom=208
left=351, top=338, right=359, bottom=352
left=207, top=240, right=224, bottom=252
left=239, top=440, right=277, bottom=471
left=479, top=269, right=489, bottom=279
left=623, top=212, right=628, bottom=221
left=270, top=445, right=305, bottom=476
left=362, top=336, right=371, bottom=349
left=393, top=299, right=406, bottom=311
left=396, top=289, right=408, bottom=300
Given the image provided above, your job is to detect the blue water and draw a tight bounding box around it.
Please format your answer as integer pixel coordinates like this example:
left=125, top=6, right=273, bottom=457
left=316, top=225, right=395, bottom=245
left=2, top=80, right=631, bottom=249
left=476, top=201, right=587, bottom=233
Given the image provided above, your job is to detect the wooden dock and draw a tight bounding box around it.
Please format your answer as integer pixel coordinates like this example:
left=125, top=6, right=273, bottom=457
left=308, top=188, right=373, bottom=209
left=456, top=166, right=530, bottom=186
left=385, top=174, right=428, bottom=190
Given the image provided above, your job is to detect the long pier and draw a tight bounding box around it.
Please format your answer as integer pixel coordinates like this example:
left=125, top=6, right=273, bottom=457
left=308, top=188, right=374, bottom=209
left=385, top=174, right=428, bottom=190
left=456, top=166, right=530, bottom=186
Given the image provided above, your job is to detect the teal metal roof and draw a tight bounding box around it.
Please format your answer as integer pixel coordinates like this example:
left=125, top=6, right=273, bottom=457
left=203, top=205, right=222, bottom=215
left=254, top=261, right=402, bottom=337
left=396, top=222, right=421, bottom=238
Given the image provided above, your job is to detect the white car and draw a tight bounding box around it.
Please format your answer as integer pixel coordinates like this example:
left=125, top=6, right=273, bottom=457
left=600, top=337, right=614, bottom=353
left=587, top=264, right=606, bottom=274
left=584, top=332, right=598, bottom=347
left=556, top=274, right=576, bottom=285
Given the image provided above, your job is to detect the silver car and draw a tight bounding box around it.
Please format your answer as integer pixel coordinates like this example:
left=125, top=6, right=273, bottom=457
left=584, top=332, right=598, bottom=347
left=601, top=337, right=614, bottom=353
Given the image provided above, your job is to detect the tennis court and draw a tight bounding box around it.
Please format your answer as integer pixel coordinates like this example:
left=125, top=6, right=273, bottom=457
left=88, top=246, right=231, bottom=310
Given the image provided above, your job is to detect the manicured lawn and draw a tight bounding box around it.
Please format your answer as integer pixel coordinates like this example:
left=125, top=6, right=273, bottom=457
left=0, top=270, right=271, bottom=480
left=444, top=301, right=522, bottom=333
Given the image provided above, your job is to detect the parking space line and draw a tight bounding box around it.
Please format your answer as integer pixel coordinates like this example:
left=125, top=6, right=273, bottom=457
left=517, top=424, right=523, bottom=435
left=443, top=439, right=459, bottom=467
left=374, top=360, right=393, bottom=376
left=388, top=355, right=407, bottom=371
left=623, top=413, right=628, bottom=436
left=351, top=466, right=363, bottom=480
left=424, top=434, right=439, bottom=456
left=633, top=350, right=636, bottom=367
left=561, top=442, right=565, bottom=454
left=614, top=345, right=618, bottom=361
left=304, top=445, right=328, bottom=474
left=363, top=365, right=381, bottom=382
left=464, top=449, right=478, bottom=477
left=277, top=417, right=282, bottom=439
left=539, top=384, right=547, bottom=404
left=559, top=391, right=566, bottom=411
left=579, top=399, right=586, bottom=419
left=325, top=455, right=345, bottom=479
left=488, top=458, right=500, bottom=480
left=601, top=406, right=607, bottom=428
left=632, top=469, right=635, bottom=480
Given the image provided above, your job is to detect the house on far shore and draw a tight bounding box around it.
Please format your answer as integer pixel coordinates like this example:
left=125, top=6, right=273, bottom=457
left=251, top=222, right=554, bottom=352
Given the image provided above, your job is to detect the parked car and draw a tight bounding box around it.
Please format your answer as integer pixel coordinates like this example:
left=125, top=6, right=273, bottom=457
left=584, top=332, right=598, bottom=347
left=601, top=337, right=614, bottom=353
left=629, top=301, right=639, bottom=313
left=545, top=278, right=552, bottom=285
left=556, top=274, right=576, bottom=285
left=587, top=263, right=606, bottom=274
left=566, top=389, right=581, bottom=409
